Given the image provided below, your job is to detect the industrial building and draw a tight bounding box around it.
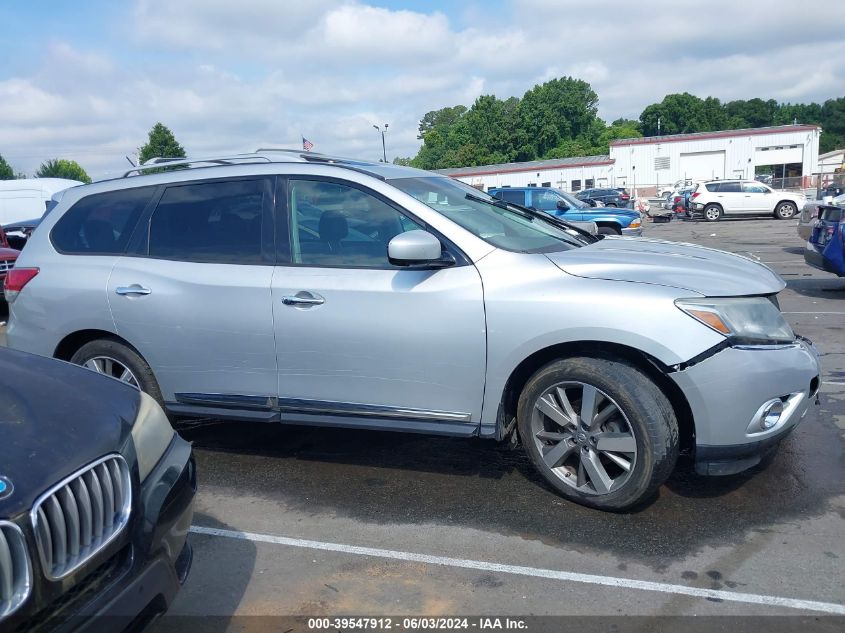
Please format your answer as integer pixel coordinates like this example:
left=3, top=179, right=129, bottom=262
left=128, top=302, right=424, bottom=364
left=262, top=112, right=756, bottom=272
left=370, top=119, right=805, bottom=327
left=434, top=155, right=614, bottom=192
left=437, top=124, right=822, bottom=195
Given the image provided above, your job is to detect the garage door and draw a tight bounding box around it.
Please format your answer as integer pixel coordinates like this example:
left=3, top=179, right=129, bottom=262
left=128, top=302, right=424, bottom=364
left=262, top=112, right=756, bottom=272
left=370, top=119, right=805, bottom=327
left=679, top=151, right=726, bottom=180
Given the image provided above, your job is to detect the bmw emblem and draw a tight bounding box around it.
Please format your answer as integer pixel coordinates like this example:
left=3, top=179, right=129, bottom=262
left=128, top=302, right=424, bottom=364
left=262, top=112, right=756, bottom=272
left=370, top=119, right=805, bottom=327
left=0, top=476, right=13, bottom=500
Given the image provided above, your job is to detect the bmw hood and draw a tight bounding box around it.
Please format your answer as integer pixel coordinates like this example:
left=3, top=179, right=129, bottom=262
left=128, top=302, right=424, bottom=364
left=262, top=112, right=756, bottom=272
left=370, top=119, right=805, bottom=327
left=0, top=348, right=140, bottom=518
left=546, top=236, right=786, bottom=296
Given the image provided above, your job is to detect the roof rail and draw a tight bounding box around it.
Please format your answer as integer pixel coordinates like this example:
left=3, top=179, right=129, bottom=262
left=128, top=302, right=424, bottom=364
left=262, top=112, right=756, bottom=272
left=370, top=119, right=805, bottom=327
left=122, top=155, right=273, bottom=178
left=121, top=151, right=387, bottom=181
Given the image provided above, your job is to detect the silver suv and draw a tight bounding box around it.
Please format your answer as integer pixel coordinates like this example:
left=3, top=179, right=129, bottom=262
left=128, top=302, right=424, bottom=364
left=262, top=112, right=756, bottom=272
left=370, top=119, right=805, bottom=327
left=5, top=151, right=821, bottom=510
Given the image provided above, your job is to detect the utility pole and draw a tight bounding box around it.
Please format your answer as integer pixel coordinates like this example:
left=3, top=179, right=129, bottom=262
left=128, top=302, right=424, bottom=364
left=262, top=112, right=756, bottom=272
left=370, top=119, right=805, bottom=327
left=373, top=124, right=388, bottom=162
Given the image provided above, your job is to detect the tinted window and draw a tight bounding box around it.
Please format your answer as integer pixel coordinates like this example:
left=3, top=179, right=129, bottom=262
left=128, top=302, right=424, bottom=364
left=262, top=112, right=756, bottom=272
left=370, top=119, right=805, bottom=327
left=52, top=187, right=153, bottom=254
left=705, top=182, right=722, bottom=192
left=720, top=181, right=741, bottom=192
left=532, top=190, right=562, bottom=212
left=289, top=179, right=422, bottom=268
left=743, top=182, right=769, bottom=194
left=494, top=190, right=526, bottom=205
left=148, top=179, right=265, bottom=263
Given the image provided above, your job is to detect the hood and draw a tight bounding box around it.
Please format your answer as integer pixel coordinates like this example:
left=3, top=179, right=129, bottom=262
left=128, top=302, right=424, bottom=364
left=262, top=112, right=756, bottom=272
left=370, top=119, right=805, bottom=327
left=546, top=236, right=786, bottom=296
left=0, top=348, right=140, bottom=519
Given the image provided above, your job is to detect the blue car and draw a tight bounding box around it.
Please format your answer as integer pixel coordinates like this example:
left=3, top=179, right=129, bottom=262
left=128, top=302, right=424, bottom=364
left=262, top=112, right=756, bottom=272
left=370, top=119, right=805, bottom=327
left=489, top=187, right=642, bottom=236
left=804, top=204, right=845, bottom=277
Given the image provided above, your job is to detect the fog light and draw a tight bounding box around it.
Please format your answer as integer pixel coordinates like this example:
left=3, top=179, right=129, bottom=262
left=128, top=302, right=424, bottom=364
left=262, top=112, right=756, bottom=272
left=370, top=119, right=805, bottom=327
left=761, top=400, right=784, bottom=429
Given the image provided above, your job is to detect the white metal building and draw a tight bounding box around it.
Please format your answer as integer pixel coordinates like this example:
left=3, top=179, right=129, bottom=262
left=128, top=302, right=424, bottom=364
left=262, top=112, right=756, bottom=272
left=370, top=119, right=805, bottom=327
left=434, top=155, right=614, bottom=193
left=610, top=124, right=821, bottom=193
left=818, top=148, right=844, bottom=179
left=434, top=124, right=822, bottom=195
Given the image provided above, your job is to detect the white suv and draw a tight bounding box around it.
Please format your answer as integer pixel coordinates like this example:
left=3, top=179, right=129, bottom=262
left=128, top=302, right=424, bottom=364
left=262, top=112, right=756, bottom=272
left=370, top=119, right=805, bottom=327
left=690, top=180, right=805, bottom=221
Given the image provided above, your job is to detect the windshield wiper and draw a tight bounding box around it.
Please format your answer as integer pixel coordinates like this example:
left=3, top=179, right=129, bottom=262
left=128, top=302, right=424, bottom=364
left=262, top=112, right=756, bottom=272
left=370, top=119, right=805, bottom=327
left=464, top=192, right=598, bottom=243
left=465, top=193, right=534, bottom=220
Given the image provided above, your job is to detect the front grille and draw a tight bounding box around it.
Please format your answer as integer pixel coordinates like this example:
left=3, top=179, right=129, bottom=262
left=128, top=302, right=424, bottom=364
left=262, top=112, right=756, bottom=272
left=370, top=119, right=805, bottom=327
left=31, top=455, right=131, bottom=580
left=0, top=521, right=31, bottom=619
left=0, top=260, right=13, bottom=273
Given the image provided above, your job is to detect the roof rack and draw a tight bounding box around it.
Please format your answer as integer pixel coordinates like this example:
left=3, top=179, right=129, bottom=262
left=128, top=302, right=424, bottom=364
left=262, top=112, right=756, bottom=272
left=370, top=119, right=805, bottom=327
left=121, top=150, right=387, bottom=181
left=122, top=155, right=274, bottom=178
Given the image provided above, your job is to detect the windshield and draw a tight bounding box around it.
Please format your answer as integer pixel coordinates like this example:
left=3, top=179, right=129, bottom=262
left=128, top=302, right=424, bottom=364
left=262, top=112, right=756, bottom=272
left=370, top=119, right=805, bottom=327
left=389, top=177, right=585, bottom=253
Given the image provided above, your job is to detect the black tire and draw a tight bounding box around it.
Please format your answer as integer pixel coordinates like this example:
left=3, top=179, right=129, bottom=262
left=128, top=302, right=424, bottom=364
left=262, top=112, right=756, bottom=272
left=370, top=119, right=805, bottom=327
left=703, top=204, right=723, bottom=221
left=70, top=339, right=164, bottom=406
left=597, top=226, right=620, bottom=236
left=774, top=201, right=797, bottom=220
left=605, top=203, right=617, bottom=207
left=517, top=356, right=679, bottom=511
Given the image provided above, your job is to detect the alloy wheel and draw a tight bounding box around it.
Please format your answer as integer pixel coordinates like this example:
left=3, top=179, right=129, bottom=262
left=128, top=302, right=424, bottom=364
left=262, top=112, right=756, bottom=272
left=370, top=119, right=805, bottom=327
left=778, top=203, right=795, bottom=218
left=530, top=381, right=637, bottom=495
left=705, top=207, right=720, bottom=220
left=83, top=356, right=140, bottom=388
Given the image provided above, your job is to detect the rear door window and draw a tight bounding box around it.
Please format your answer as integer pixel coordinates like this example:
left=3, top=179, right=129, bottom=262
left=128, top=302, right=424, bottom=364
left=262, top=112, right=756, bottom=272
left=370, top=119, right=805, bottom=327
left=494, top=189, right=526, bottom=205
left=720, top=181, right=741, bottom=192
left=148, top=178, right=269, bottom=264
left=51, top=187, right=154, bottom=254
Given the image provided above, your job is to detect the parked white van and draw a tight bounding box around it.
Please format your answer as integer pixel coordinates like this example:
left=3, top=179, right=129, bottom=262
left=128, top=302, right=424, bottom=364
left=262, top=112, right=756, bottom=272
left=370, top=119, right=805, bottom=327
left=0, top=178, right=83, bottom=226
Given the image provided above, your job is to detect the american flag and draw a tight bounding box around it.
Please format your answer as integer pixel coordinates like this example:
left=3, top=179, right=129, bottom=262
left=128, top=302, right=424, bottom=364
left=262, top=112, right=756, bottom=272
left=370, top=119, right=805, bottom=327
left=302, top=137, right=314, bottom=151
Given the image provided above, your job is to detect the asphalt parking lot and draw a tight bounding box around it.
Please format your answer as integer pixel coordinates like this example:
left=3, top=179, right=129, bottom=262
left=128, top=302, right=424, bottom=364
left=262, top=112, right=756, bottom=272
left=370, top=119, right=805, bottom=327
left=1, top=217, right=843, bottom=628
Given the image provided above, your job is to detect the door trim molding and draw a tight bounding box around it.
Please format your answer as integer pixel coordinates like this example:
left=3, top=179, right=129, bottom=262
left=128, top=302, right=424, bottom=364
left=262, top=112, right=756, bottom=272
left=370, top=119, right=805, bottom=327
left=174, top=393, right=472, bottom=423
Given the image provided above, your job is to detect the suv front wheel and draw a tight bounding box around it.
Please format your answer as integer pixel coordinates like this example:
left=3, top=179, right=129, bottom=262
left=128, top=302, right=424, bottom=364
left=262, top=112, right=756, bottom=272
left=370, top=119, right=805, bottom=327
left=517, top=357, right=679, bottom=510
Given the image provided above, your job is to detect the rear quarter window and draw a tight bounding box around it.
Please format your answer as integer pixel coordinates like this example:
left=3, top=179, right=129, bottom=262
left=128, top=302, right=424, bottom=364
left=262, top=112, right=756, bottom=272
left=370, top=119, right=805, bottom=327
left=51, top=187, right=154, bottom=254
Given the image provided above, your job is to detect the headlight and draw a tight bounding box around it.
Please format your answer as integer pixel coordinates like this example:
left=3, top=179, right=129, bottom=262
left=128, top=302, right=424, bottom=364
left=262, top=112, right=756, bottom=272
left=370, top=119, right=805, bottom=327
left=628, top=219, right=641, bottom=228
left=132, top=392, right=175, bottom=482
left=675, top=297, right=794, bottom=344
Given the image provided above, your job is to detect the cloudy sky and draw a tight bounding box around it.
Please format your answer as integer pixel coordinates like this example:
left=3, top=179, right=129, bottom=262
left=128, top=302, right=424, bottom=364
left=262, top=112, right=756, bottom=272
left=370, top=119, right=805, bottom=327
left=1, top=0, right=843, bottom=178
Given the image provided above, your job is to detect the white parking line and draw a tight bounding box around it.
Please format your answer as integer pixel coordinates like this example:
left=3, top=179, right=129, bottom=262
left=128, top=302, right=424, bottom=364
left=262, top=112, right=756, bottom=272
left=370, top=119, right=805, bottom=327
left=823, top=381, right=845, bottom=386
left=782, top=311, right=845, bottom=315
left=190, top=525, right=845, bottom=615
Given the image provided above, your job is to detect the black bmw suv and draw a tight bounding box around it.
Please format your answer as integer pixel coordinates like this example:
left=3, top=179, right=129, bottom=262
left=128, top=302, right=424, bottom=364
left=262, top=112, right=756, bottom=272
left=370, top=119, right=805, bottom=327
left=0, top=347, right=195, bottom=631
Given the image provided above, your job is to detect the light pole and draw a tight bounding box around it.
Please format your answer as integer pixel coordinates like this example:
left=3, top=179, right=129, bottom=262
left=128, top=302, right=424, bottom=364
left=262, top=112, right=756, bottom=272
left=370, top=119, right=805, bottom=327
left=373, top=124, right=388, bottom=162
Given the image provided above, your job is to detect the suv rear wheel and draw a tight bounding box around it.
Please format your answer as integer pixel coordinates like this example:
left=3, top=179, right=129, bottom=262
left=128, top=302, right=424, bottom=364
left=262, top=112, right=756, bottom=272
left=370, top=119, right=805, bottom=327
left=703, top=204, right=723, bottom=221
left=774, top=201, right=797, bottom=220
left=517, top=357, right=679, bottom=510
left=70, top=339, right=164, bottom=405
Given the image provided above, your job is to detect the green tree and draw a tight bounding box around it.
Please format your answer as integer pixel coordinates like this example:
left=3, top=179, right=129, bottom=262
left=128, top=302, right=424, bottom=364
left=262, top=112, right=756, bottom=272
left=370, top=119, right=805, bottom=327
left=392, top=157, right=413, bottom=166
left=0, top=154, right=15, bottom=180
left=138, top=122, right=186, bottom=164
left=517, top=77, right=599, bottom=158
left=723, top=98, right=778, bottom=129
left=36, top=158, right=92, bottom=183
left=640, top=93, right=727, bottom=136
left=417, top=105, right=467, bottom=140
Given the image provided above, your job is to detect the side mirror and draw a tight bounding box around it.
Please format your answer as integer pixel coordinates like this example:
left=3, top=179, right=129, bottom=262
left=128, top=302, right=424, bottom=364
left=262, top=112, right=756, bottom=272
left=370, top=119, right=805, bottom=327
left=388, top=230, right=454, bottom=268
left=556, top=200, right=570, bottom=211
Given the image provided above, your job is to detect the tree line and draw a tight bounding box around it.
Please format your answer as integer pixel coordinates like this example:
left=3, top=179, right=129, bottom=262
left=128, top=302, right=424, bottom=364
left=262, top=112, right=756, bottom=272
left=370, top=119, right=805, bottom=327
left=0, top=122, right=186, bottom=183
left=398, top=79, right=845, bottom=170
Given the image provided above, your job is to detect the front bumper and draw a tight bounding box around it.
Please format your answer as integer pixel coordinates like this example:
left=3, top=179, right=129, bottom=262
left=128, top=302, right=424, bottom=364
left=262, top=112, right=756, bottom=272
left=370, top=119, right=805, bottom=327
left=621, top=224, right=643, bottom=237
left=3, top=435, right=195, bottom=632
left=670, top=337, right=821, bottom=476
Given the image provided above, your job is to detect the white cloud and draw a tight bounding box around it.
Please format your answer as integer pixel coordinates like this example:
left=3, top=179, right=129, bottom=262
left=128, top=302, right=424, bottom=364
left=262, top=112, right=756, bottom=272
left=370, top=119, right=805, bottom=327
left=1, top=0, right=844, bottom=178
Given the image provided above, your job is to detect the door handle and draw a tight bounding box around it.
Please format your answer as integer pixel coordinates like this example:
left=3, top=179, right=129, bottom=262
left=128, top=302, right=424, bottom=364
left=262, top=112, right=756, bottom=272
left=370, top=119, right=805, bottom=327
left=115, top=285, right=152, bottom=296
left=282, top=292, right=325, bottom=306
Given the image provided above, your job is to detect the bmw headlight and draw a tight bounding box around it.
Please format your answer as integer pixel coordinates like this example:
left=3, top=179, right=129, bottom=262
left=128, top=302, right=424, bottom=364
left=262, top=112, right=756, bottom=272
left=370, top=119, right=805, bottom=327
left=675, top=296, right=794, bottom=344
left=132, top=392, right=175, bottom=482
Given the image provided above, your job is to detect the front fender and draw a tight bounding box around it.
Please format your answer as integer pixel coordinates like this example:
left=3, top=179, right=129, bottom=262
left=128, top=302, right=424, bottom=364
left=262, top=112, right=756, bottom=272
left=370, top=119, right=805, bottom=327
left=475, top=250, right=724, bottom=429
